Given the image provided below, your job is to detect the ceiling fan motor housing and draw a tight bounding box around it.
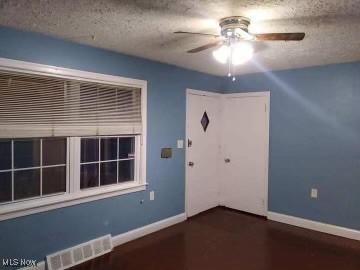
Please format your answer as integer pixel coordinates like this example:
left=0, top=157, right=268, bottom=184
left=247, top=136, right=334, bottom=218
left=219, top=16, right=251, bottom=38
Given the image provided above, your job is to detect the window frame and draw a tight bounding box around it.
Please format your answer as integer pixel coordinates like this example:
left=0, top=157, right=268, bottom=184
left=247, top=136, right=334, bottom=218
left=73, top=135, right=141, bottom=193
left=0, top=58, right=147, bottom=221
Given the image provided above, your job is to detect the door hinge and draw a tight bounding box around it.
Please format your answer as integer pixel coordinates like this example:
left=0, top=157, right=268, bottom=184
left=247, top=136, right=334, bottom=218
left=187, top=139, right=192, bottom=147
left=265, top=104, right=267, bottom=112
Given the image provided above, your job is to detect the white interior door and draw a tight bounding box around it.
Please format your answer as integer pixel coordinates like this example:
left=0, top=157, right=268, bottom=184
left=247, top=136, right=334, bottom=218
left=186, top=90, right=220, bottom=217
left=220, top=93, right=269, bottom=216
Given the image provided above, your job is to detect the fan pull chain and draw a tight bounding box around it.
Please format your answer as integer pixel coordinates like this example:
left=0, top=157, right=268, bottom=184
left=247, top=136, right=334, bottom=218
left=227, top=46, right=232, bottom=78
left=227, top=43, right=236, bottom=82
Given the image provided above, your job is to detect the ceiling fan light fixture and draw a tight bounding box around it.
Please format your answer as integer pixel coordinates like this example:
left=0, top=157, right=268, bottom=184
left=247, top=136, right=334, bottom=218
left=213, top=43, right=253, bottom=66
left=176, top=15, right=305, bottom=78
left=231, top=43, right=254, bottom=66
left=212, top=45, right=230, bottom=64
left=234, top=28, right=254, bottom=40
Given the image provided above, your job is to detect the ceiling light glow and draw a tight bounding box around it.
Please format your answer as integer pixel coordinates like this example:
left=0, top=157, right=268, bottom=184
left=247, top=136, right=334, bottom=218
left=231, top=43, right=254, bottom=65
left=212, top=43, right=253, bottom=66
left=212, top=45, right=230, bottom=64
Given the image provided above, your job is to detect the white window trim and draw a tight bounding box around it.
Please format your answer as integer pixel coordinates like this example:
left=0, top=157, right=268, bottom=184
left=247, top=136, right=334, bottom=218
left=0, top=57, right=147, bottom=221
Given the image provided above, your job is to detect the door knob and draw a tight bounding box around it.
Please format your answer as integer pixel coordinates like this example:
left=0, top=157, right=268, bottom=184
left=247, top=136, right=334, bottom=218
left=188, top=161, right=194, bottom=167
left=224, top=158, right=231, bottom=163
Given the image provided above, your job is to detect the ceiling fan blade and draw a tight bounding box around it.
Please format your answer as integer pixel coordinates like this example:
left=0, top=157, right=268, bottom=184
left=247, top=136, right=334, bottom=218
left=187, top=41, right=223, bottom=53
left=174, top=31, right=220, bottom=37
left=255, top=33, right=305, bottom=41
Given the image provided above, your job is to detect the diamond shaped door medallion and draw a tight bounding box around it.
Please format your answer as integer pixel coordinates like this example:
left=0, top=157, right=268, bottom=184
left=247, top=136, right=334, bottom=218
left=201, top=111, right=210, bottom=132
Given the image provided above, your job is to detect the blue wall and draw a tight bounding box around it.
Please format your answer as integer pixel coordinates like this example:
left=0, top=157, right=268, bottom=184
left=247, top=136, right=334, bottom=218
left=225, top=62, right=360, bottom=230
left=1, top=25, right=360, bottom=267
left=0, top=26, right=226, bottom=266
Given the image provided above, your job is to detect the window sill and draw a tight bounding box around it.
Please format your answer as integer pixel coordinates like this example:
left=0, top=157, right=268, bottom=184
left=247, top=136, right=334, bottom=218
left=0, top=182, right=147, bottom=221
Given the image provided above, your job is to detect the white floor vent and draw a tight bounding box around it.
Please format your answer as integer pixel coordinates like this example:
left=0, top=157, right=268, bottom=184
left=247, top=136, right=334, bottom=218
left=46, top=234, right=113, bottom=270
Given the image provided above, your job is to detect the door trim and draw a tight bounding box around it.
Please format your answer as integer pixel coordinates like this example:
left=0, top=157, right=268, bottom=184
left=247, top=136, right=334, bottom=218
left=185, top=89, right=222, bottom=217
left=187, top=88, right=222, bottom=97
left=222, top=91, right=270, bottom=216
left=223, top=91, right=270, bottom=98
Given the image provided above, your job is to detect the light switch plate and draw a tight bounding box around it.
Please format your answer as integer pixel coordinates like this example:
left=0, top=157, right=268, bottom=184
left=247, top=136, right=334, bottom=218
left=177, top=140, right=184, bottom=149
left=311, top=188, right=318, bottom=199
left=150, top=191, right=155, bottom=201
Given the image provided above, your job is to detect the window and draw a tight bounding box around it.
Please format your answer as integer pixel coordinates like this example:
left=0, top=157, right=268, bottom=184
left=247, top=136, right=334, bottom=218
left=0, top=58, right=147, bottom=220
left=0, top=138, right=67, bottom=203
left=80, top=136, right=136, bottom=189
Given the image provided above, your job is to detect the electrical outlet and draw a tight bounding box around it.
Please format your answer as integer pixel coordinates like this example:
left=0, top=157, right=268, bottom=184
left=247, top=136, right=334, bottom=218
left=177, top=140, right=184, bottom=149
left=150, top=191, right=155, bottom=201
left=311, top=188, right=318, bottom=199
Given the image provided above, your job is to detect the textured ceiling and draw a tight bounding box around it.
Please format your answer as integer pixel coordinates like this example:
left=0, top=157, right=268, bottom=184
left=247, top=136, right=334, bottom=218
left=0, top=0, right=360, bottom=76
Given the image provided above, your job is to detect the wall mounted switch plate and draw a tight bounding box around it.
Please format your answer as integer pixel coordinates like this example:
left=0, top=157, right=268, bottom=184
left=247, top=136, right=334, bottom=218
left=177, top=140, right=184, bottom=149
left=150, top=191, right=155, bottom=201
left=311, top=188, right=318, bottom=199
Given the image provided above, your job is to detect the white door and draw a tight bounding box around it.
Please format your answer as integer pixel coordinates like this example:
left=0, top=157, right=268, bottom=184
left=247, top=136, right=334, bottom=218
left=220, top=93, right=269, bottom=216
left=186, top=90, right=220, bottom=217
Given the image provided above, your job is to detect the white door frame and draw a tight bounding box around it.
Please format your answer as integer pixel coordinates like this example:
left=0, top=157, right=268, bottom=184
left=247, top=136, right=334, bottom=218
left=222, top=91, right=270, bottom=216
left=185, top=89, right=270, bottom=217
left=185, top=89, right=222, bottom=217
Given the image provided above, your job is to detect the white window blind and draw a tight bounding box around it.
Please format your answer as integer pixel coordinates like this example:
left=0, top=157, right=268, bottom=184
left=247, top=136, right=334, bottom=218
left=0, top=71, right=142, bottom=138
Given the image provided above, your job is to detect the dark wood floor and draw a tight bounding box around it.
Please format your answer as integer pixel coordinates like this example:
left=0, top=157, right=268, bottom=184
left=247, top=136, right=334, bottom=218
left=71, top=207, right=360, bottom=270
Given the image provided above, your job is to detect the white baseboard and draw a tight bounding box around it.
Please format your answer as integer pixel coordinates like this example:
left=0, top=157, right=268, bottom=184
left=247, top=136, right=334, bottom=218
left=112, top=213, right=187, bottom=247
left=23, top=213, right=186, bottom=269
left=268, top=211, right=360, bottom=241
left=19, top=211, right=360, bottom=270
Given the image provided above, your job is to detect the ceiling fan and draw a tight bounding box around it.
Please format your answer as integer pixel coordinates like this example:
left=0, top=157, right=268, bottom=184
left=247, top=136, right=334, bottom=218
left=175, top=16, right=305, bottom=53
left=174, top=16, right=305, bottom=80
